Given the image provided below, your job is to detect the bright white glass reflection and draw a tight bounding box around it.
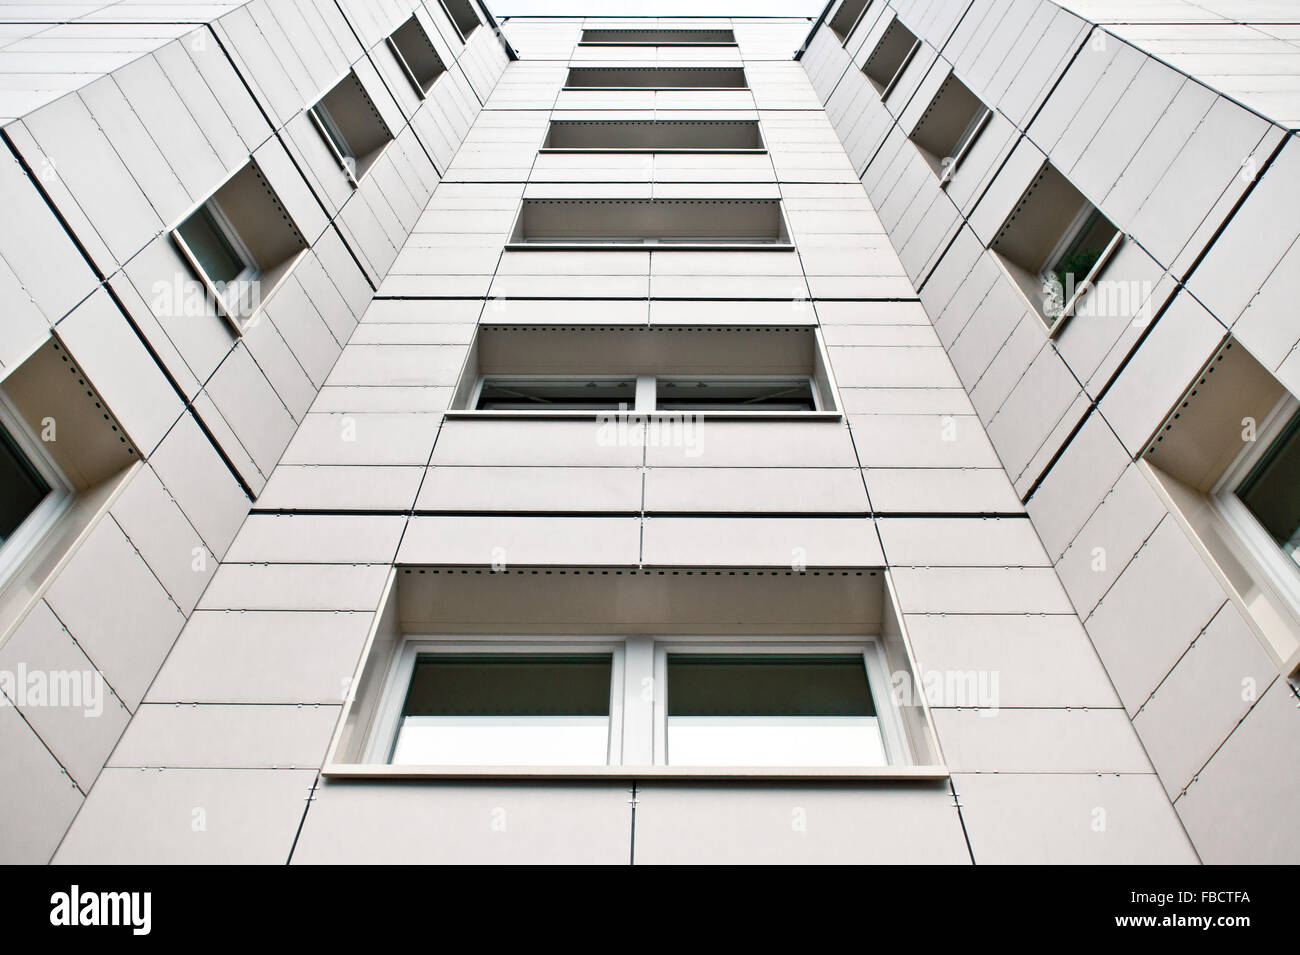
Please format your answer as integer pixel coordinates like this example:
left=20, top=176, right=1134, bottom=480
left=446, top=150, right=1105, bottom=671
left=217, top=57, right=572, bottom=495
left=391, top=715, right=609, bottom=766
left=667, top=715, right=885, bottom=767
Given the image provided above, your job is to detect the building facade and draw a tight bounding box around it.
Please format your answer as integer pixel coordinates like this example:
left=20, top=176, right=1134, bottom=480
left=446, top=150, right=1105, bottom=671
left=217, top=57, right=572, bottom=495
left=0, top=0, right=1293, bottom=864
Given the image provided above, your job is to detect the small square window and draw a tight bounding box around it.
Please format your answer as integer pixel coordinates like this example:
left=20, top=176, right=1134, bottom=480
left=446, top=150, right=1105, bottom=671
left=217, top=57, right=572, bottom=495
left=991, top=163, right=1122, bottom=331
left=170, top=161, right=307, bottom=332
left=388, top=15, right=447, bottom=96
left=387, top=653, right=615, bottom=766
left=175, top=206, right=250, bottom=287
left=662, top=648, right=901, bottom=767
left=862, top=18, right=919, bottom=99
left=828, top=0, right=872, bottom=44
left=910, top=72, right=990, bottom=184
left=309, top=73, right=394, bottom=184
left=434, top=0, right=481, bottom=42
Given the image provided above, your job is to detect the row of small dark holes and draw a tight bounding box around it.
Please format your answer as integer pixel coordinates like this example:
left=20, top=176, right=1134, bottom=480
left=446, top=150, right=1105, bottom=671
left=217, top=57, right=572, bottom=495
left=1146, top=342, right=1232, bottom=457
left=51, top=341, right=134, bottom=453
left=251, top=164, right=305, bottom=248
left=994, top=167, right=1048, bottom=246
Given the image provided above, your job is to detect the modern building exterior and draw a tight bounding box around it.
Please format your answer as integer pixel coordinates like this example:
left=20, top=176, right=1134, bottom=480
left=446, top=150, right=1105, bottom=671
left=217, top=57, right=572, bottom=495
left=0, top=0, right=1294, bottom=864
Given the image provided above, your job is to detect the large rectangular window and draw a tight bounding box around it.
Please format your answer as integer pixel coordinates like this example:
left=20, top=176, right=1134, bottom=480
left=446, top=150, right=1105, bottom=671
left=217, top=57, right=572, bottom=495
left=542, top=119, right=763, bottom=152
left=665, top=653, right=888, bottom=767
left=508, top=199, right=791, bottom=248
left=456, top=326, right=840, bottom=416
left=580, top=28, right=736, bottom=45
left=564, top=67, right=747, bottom=90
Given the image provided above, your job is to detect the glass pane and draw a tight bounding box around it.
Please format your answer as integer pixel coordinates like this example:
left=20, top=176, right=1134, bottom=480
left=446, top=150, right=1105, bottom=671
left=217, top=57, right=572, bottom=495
left=666, top=654, right=886, bottom=767
left=1237, top=412, right=1300, bottom=569
left=391, top=654, right=613, bottom=766
left=668, top=716, right=886, bottom=767
left=476, top=378, right=635, bottom=410
left=656, top=378, right=815, bottom=411
left=1050, top=208, right=1115, bottom=290
left=178, top=206, right=245, bottom=285
left=0, top=424, right=50, bottom=546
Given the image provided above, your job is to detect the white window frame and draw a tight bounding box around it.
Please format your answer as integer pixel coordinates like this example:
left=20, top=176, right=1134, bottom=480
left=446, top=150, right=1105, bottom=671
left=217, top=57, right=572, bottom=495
left=938, top=106, right=991, bottom=187
left=651, top=637, right=909, bottom=768
left=309, top=100, right=360, bottom=187
left=466, top=373, right=828, bottom=416
left=360, top=633, right=910, bottom=772
left=364, top=635, right=627, bottom=766
left=0, top=389, right=73, bottom=587
left=1211, top=392, right=1300, bottom=619
left=1038, top=203, right=1124, bottom=336
left=170, top=196, right=261, bottom=332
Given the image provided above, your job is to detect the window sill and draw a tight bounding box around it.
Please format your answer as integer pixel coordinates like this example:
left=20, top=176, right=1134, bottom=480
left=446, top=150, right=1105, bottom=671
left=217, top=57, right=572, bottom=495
left=321, top=762, right=950, bottom=781
left=561, top=86, right=748, bottom=93
left=502, top=241, right=796, bottom=252
left=443, top=409, right=842, bottom=421
left=538, top=147, right=767, bottom=155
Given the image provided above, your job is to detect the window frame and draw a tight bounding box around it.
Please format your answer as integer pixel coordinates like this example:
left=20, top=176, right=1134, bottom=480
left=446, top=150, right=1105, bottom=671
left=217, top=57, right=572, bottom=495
left=309, top=98, right=359, bottom=187
left=464, top=373, right=830, bottom=417
left=0, top=389, right=74, bottom=588
left=652, top=637, right=910, bottom=769
left=171, top=196, right=261, bottom=328
left=1211, top=393, right=1300, bottom=622
left=358, top=633, right=917, bottom=774
left=363, top=635, right=627, bottom=766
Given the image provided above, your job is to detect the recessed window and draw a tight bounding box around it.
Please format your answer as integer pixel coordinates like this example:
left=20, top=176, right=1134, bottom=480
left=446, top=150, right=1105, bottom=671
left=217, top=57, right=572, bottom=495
left=171, top=161, right=307, bottom=332
left=828, top=0, right=872, bottom=43
left=564, top=67, right=748, bottom=90
left=387, top=15, right=447, bottom=97
left=542, top=120, right=763, bottom=152
left=862, top=18, right=919, bottom=99
left=1213, top=395, right=1300, bottom=630
left=580, top=28, right=736, bottom=45
left=309, top=72, right=394, bottom=184
left=0, top=394, right=71, bottom=584
left=1143, top=341, right=1300, bottom=675
left=385, top=653, right=615, bottom=767
left=175, top=205, right=251, bottom=287
left=657, top=377, right=816, bottom=412
left=665, top=653, right=891, bottom=767
left=910, top=72, right=990, bottom=184
left=455, top=327, right=840, bottom=415
left=990, top=163, right=1122, bottom=331
left=434, top=0, right=480, bottom=42
left=508, top=199, right=791, bottom=248
left=475, top=377, right=635, bottom=410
